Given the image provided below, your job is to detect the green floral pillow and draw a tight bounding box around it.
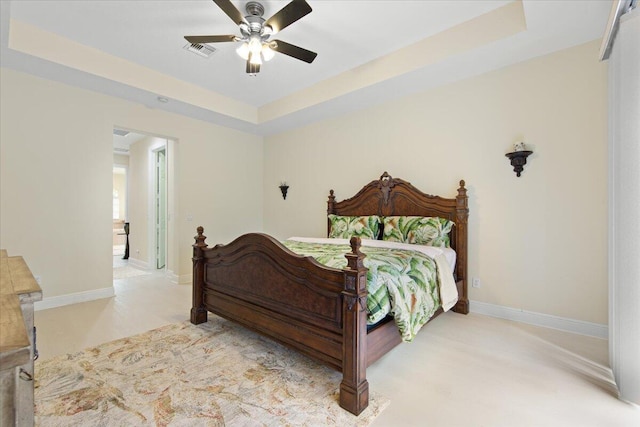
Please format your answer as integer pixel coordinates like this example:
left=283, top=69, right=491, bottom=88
left=328, top=215, right=381, bottom=240
left=382, top=216, right=454, bottom=247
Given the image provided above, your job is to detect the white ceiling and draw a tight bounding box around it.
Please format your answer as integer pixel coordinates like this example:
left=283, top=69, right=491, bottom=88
left=0, top=1, right=612, bottom=136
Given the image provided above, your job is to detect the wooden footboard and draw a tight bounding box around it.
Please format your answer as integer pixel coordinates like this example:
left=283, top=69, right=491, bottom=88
left=191, top=228, right=370, bottom=415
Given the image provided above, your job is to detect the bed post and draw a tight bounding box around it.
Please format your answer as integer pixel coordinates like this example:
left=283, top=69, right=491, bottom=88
left=327, top=189, right=336, bottom=237
left=340, top=236, right=369, bottom=415
left=454, top=180, right=470, bottom=314
left=190, top=226, right=208, bottom=324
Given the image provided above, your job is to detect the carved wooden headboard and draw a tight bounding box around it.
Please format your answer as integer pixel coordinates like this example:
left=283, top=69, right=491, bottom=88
left=326, top=172, right=469, bottom=312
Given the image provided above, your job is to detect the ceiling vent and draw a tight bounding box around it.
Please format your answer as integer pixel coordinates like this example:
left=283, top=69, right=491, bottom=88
left=113, top=129, right=130, bottom=137
left=184, top=43, right=216, bottom=58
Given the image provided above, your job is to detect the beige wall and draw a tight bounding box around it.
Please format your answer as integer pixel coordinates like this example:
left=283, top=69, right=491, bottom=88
left=0, top=40, right=608, bottom=324
left=0, top=67, right=263, bottom=298
left=263, top=41, right=608, bottom=324
left=113, top=153, right=129, bottom=167
left=112, top=170, right=126, bottom=220
left=127, top=136, right=155, bottom=266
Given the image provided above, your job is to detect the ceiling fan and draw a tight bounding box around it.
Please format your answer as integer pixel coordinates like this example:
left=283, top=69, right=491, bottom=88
left=185, top=0, right=317, bottom=75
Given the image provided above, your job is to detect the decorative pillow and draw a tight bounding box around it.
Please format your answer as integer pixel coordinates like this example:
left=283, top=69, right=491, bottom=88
left=382, top=216, right=454, bottom=247
left=328, top=215, right=381, bottom=240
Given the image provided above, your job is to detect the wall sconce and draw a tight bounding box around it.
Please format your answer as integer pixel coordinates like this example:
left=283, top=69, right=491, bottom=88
left=279, top=182, right=289, bottom=200
left=505, top=142, right=533, bottom=177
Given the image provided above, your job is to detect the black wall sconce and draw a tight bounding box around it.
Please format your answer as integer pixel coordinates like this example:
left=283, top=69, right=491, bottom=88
left=505, top=142, right=533, bottom=177
left=279, top=182, right=289, bottom=200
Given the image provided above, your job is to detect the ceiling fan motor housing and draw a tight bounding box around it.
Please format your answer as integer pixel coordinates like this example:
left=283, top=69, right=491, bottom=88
left=241, top=2, right=267, bottom=37
left=245, top=2, right=265, bottom=17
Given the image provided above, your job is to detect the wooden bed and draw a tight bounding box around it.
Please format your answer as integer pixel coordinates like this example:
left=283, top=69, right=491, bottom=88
left=190, top=172, right=469, bottom=415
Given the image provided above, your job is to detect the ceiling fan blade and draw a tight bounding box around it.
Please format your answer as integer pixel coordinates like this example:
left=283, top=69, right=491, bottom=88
left=265, top=0, right=312, bottom=34
left=212, top=0, right=247, bottom=26
left=185, top=35, right=237, bottom=44
left=271, top=40, right=317, bottom=63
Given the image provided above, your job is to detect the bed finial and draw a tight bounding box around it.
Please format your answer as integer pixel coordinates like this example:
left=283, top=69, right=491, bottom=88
left=456, top=180, right=468, bottom=214
left=194, top=226, right=207, bottom=248
left=346, top=237, right=366, bottom=271
left=458, top=180, right=466, bottom=195
left=328, top=189, right=335, bottom=204
left=327, top=189, right=336, bottom=216
left=378, top=172, right=395, bottom=205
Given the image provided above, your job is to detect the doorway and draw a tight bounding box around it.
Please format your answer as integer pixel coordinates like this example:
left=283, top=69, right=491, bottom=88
left=112, top=128, right=177, bottom=280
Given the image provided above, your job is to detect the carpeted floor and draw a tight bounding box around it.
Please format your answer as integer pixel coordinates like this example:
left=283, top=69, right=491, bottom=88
left=35, top=317, right=389, bottom=426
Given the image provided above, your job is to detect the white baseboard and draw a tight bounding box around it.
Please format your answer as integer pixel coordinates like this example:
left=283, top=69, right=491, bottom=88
left=470, top=300, right=608, bottom=339
left=166, top=270, right=179, bottom=284
left=178, top=273, right=192, bottom=285
left=35, top=286, right=115, bottom=311
left=127, top=258, right=149, bottom=270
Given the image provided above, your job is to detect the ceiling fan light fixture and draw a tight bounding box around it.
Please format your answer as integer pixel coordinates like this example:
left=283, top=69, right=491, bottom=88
left=248, top=36, right=262, bottom=56
left=236, top=42, right=250, bottom=60
left=261, top=44, right=275, bottom=61
left=249, top=52, right=262, bottom=65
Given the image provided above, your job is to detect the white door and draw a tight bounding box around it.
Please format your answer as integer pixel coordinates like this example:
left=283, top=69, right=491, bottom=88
left=155, top=149, right=167, bottom=269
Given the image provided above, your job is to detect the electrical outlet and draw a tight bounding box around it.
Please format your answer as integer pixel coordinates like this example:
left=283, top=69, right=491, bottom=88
left=472, top=277, right=481, bottom=288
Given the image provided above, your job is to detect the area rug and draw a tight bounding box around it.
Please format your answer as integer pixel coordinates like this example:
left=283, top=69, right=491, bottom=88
left=35, top=317, right=390, bottom=426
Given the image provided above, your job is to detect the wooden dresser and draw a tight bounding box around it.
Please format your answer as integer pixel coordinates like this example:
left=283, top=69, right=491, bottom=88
left=0, top=249, right=42, bottom=427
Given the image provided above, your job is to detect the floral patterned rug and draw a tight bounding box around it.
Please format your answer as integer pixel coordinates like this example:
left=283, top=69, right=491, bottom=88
left=35, top=317, right=389, bottom=426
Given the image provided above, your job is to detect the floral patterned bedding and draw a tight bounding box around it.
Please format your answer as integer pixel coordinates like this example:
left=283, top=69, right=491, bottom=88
left=283, top=238, right=456, bottom=342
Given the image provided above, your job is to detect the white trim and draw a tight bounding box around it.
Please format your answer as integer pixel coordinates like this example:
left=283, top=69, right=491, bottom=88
left=607, top=8, right=619, bottom=392
left=35, top=287, right=115, bottom=311
left=178, top=273, right=192, bottom=285
left=470, top=300, right=608, bottom=339
left=166, top=269, right=179, bottom=284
